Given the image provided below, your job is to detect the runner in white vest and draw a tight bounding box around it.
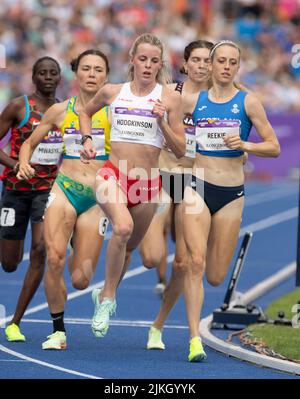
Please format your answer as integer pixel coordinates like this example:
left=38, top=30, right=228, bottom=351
left=79, top=33, right=186, bottom=339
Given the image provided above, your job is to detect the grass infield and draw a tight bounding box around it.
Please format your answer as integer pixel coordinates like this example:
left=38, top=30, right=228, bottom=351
left=245, top=288, right=300, bottom=361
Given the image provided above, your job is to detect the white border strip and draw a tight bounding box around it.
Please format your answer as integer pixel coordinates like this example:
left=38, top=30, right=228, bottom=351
left=20, top=318, right=188, bottom=330
left=200, top=261, right=300, bottom=375
left=243, top=262, right=296, bottom=304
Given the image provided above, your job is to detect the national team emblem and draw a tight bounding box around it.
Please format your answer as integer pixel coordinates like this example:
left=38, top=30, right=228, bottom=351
left=231, top=104, right=240, bottom=114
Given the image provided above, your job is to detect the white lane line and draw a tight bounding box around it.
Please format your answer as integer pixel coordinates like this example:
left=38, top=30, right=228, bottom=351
left=242, top=262, right=296, bottom=305
left=0, top=345, right=102, bottom=379
left=200, top=261, right=300, bottom=375
left=21, top=318, right=188, bottom=329
left=239, top=207, right=298, bottom=236
left=245, top=187, right=297, bottom=206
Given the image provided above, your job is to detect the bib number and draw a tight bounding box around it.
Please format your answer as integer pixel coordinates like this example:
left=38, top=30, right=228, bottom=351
left=0, top=208, right=15, bottom=226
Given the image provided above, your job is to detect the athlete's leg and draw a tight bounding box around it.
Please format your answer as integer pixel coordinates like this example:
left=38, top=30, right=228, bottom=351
left=0, top=190, right=30, bottom=272
left=139, top=200, right=171, bottom=271
left=205, top=197, right=244, bottom=286
left=118, top=200, right=158, bottom=285
left=0, top=240, right=24, bottom=272
left=121, top=201, right=159, bottom=279
left=139, top=193, right=171, bottom=293
left=152, top=201, right=189, bottom=329
left=91, top=176, right=136, bottom=337
left=182, top=186, right=211, bottom=339
left=156, top=203, right=172, bottom=291
left=68, top=205, right=105, bottom=290
left=10, top=224, right=46, bottom=325
left=154, top=235, right=168, bottom=294
left=9, top=190, right=51, bottom=326
left=95, top=176, right=134, bottom=300
left=43, top=184, right=77, bottom=314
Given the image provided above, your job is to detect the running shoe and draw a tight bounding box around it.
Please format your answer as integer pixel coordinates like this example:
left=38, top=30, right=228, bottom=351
left=5, top=323, right=26, bottom=342
left=91, top=288, right=116, bottom=338
left=42, top=331, right=67, bottom=350
left=188, top=336, right=207, bottom=362
left=147, top=326, right=165, bottom=350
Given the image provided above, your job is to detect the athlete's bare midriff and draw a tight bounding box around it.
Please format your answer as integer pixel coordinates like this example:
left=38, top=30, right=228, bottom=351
left=108, top=142, right=161, bottom=179
left=159, top=147, right=194, bottom=173
left=59, top=158, right=104, bottom=187
left=193, top=154, right=244, bottom=186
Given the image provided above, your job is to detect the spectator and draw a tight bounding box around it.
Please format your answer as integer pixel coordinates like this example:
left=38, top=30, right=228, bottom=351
left=0, top=0, right=299, bottom=112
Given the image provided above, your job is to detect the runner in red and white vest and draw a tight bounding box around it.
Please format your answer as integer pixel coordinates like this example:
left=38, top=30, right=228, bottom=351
left=79, top=33, right=186, bottom=339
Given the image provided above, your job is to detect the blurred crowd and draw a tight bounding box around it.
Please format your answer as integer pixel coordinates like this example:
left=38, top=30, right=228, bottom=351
left=0, top=0, right=299, bottom=112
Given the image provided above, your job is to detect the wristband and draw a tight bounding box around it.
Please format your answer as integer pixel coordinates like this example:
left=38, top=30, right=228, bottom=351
left=81, top=135, right=93, bottom=145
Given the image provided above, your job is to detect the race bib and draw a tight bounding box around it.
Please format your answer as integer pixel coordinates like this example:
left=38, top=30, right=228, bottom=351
left=164, top=127, right=196, bottom=158
left=64, top=127, right=105, bottom=158
left=30, top=130, right=63, bottom=165
left=196, top=119, right=240, bottom=152
left=113, top=107, right=157, bottom=142
left=185, top=126, right=196, bottom=158
left=0, top=208, right=15, bottom=226
left=99, top=217, right=109, bottom=236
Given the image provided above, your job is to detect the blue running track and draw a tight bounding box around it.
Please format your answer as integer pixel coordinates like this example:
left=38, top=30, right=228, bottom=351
left=0, top=180, right=299, bottom=379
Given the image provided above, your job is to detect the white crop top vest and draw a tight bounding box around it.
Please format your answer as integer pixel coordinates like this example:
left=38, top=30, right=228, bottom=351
left=109, top=82, right=164, bottom=148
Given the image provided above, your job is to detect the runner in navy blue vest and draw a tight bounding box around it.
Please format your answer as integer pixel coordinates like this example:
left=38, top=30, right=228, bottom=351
left=148, top=40, right=280, bottom=362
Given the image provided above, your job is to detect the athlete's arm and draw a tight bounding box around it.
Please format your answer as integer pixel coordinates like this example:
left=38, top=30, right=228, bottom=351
left=154, top=88, right=186, bottom=158
left=0, top=98, right=24, bottom=169
left=18, top=102, right=64, bottom=180
left=224, top=94, right=280, bottom=157
left=79, top=83, right=120, bottom=162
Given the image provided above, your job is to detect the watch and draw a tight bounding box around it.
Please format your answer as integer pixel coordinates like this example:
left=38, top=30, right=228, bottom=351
left=81, top=135, right=93, bottom=145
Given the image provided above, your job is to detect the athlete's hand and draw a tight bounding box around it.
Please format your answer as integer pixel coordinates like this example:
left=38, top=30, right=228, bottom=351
left=17, top=163, right=35, bottom=180
left=80, top=140, right=97, bottom=164
left=152, top=99, right=166, bottom=125
left=223, top=134, right=245, bottom=151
